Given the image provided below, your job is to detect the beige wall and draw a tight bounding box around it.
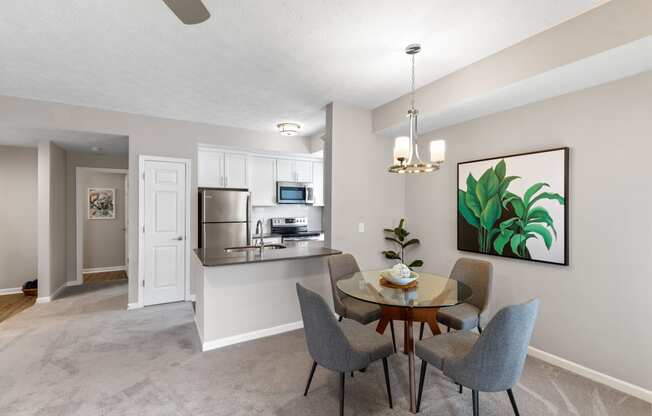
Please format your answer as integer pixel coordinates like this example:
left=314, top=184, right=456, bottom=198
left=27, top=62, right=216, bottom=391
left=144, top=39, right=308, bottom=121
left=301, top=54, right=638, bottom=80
left=0, top=145, right=37, bottom=290
left=324, top=102, right=405, bottom=270
left=37, top=141, right=67, bottom=298
left=372, top=0, right=652, bottom=134
left=79, top=170, right=127, bottom=270
left=0, top=94, right=311, bottom=303
left=66, top=152, right=128, bottom=280
left=404, top=71, right=652, bottom=390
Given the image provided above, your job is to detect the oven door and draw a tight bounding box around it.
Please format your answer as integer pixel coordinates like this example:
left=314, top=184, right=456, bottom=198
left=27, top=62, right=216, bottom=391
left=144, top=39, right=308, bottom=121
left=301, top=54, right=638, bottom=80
left=277, top=182, right=307, bottom=204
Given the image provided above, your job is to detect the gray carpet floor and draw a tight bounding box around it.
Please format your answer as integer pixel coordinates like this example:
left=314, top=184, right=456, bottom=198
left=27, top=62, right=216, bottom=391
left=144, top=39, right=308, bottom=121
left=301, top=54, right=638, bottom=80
left=0, top=281, right=649, bottom=416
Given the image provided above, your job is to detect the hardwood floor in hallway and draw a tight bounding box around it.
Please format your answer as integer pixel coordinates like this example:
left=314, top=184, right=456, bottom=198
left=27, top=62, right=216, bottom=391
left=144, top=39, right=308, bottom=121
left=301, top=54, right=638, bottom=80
left=0, top=293, right=35, bottom=324
left=83, top=270, right=127, bottom=284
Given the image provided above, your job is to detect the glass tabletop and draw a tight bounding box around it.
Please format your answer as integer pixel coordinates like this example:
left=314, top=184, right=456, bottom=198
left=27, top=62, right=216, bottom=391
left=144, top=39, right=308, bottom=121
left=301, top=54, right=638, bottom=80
left=336, top=270, right=472, bottom=309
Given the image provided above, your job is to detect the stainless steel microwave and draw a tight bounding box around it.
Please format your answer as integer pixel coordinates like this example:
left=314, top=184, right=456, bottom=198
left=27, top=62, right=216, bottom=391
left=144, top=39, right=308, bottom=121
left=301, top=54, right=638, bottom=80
left=277, top=182, right=314, bottom=204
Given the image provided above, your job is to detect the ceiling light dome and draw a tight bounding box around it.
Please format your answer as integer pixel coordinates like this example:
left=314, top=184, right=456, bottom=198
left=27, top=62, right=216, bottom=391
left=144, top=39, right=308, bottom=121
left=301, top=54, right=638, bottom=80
left=277, top=122, right=301, bottom=136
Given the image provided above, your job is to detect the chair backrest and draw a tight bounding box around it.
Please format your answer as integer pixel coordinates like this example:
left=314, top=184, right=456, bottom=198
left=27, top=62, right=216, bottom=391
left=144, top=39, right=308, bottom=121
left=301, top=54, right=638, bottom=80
left=446, top=299, right=539, bottom=392
left=295, top=283, right=367, bottom=372
left=450, top=258, right=493, bottom=313
left=327, top=254, right=360, bottom=316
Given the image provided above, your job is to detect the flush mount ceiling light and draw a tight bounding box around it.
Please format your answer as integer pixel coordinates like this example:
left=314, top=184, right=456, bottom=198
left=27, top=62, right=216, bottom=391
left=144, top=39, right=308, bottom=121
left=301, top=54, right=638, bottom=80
left=389, top=44, right=446, bottom=174
left=277, top=122, right=301, bottom=136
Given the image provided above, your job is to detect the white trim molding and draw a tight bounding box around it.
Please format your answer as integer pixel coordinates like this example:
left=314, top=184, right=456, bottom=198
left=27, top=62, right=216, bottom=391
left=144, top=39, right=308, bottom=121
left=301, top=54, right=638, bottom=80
left=201, top=321, right=303, bottom=352
left=528, top=347, right=652, bottom=403
left=127, top=302, right=143, bottom=310
left=82, top=265, right=127, bottom=274
left=0, top=287, right=22, bottom=295
left=66, top=280, right=83, bottom=287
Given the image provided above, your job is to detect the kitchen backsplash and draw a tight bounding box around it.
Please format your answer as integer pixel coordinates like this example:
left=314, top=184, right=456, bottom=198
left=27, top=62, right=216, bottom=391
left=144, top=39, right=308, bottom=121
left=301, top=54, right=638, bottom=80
left=252, top=205, right=323, bottom=233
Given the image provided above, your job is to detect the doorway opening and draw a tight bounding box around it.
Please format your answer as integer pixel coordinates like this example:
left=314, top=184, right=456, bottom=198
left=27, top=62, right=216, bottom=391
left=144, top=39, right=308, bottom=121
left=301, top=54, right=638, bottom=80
left=75, top=167, right=129, bottom=286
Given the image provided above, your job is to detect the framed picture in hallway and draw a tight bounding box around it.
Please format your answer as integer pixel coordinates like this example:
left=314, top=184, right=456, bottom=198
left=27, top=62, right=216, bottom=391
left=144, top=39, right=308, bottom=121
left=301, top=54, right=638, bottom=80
left=88, top=188, right=116, bottom=220
left=457, top=147, right=569, bottom=265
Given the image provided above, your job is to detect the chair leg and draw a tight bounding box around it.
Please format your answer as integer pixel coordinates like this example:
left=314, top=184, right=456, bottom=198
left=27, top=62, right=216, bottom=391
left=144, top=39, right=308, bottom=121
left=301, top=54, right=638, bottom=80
left=458, top=383, right=463, bottom=394
left=507, top=389, right=520, bottom=416
left=382, top=357, right=393, bottom=409
left=447, top=326, right=451, bottom=333
left=304, top=361, right=317, bottom=396
left=477, top=324, right=482, bottom=334
left=419, top=322, right=425, bottom=340
left=472, top=390, right=479, bottom=416
left=417, top=360, right=427, bottom=412
left=339, top=372, right=345, bottom=416
left=338, top=315, right=343, bottom=322
left=350, top=372, right=354, bottom=377
left=389, top=320, right=397, bottom=353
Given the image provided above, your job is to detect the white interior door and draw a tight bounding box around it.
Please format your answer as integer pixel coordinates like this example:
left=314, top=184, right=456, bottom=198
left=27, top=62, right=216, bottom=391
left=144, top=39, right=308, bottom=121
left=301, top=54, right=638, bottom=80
left=143, top=160, right=187, bottom=306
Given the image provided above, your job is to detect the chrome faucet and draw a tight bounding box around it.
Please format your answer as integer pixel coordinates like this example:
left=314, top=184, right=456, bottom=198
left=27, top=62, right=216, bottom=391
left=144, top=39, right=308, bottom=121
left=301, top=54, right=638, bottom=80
left=255, top=220, right=264, bottom=256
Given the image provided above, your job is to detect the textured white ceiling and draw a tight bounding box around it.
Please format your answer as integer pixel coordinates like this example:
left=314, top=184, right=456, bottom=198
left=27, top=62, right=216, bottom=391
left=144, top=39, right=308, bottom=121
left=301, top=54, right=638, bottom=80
left=0, top=125, right=128, bottom=155
left=0, top=0, right=606, bottom=136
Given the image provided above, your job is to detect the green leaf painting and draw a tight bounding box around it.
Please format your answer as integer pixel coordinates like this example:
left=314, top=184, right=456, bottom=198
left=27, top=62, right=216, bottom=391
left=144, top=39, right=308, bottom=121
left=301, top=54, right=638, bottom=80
left=457, top=149, right=568, bottom=264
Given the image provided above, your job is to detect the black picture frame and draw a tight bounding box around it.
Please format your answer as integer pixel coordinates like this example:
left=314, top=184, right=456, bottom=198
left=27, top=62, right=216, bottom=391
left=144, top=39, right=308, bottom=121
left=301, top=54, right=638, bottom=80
left=457, top=147, right=569, bottom=266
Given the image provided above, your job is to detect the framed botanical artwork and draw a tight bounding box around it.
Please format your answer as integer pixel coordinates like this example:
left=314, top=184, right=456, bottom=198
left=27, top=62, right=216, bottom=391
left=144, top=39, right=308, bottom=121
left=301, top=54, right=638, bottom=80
left=457, top=147, right=568, bottom=265
left=88, top=188, right=116, bottom=220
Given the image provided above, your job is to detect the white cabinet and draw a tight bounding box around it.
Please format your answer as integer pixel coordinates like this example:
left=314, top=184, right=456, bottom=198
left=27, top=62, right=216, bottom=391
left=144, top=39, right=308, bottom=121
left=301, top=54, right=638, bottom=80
left=294, top=160, right=313, bottom=182
left=224, top=153, right=248, bottom=189
left=197, top=149, right=248, bottom=189
left=312, top=161, right=324, bottom=206
left=198, top=150, right=224, bottom=188
left=276, top=159, right=295, bottom=182
left=249, top=156, right=277, bottom=206
left=276, top=159, right=313, bottom=183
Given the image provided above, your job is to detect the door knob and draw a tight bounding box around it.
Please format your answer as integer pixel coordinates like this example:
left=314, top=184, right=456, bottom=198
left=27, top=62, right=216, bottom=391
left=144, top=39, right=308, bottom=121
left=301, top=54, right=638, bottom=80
left=173, top=236, right=184, bottom=241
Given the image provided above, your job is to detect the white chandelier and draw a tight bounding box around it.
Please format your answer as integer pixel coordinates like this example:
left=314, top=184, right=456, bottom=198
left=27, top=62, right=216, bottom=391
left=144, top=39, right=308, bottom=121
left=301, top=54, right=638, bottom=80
left=389, top=44, right=445, bottom=174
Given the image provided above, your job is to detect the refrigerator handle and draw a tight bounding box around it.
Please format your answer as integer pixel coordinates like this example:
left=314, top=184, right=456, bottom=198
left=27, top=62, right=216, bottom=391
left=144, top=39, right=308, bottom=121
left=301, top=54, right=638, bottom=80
left=247, top=193, right=252, bottom=245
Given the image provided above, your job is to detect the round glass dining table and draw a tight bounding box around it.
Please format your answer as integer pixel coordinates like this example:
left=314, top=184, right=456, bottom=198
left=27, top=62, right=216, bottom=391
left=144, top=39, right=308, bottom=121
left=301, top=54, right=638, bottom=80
left=336, top=270, right=472, bottom=413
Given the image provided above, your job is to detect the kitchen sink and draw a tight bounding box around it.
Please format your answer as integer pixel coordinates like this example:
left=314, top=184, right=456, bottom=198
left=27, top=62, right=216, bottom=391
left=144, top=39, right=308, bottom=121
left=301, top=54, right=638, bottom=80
left=224, top=244, right=287, bottom=253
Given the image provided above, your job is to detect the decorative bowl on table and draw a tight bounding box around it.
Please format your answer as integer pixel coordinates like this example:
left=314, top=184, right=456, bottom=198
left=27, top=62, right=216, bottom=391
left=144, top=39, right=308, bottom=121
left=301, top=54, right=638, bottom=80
left=380, top=264, right=419, bottom=286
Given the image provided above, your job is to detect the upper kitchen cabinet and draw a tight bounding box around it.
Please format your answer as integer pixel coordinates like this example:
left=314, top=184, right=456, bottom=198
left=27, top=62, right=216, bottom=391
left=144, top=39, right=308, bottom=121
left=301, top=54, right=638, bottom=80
left=249, top=156, right=276, bottom=206
left=312, top=161, right=324, bottom=206
left=198, top=149, right=225, bottom=188
left=224, top=153, right=248, bottom=189
left=276, top=159, right=295, bottom=182
left=294, top=160, right=312, bottom=182
left=276, top=159, right=313, bottom=183
left=197, top=148, right=248, bottom=189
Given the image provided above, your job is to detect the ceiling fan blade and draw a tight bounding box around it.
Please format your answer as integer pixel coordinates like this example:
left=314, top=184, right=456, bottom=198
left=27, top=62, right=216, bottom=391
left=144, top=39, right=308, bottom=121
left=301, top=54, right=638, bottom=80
left=162, top=0, right=210, bottom=25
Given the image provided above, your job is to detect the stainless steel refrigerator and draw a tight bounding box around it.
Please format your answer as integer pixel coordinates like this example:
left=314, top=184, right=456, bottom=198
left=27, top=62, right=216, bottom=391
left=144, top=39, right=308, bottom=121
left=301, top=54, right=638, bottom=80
left=199, top=188, right=251, bottom=250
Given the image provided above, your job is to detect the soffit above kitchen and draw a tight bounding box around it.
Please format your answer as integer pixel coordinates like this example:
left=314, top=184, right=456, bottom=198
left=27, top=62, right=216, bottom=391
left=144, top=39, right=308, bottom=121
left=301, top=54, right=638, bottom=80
left=0, top=0, right=607, bottom=136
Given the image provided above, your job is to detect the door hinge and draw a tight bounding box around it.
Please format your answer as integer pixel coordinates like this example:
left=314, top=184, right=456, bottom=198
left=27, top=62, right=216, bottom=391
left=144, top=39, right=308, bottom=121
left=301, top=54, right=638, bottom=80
left=142, top=280, right=145, bottom=287
left=142, top=171, right=145, bottom=180
left=142, top=225, right=145, bottom=233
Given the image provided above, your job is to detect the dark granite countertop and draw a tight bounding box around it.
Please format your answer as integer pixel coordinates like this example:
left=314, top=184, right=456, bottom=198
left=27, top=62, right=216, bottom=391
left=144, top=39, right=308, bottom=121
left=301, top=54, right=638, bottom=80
left=194, top=246, right=341, bottom=267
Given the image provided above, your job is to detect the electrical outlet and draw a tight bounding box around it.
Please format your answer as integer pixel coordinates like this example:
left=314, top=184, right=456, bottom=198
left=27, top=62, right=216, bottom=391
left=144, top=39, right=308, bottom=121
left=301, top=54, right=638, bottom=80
left=358, top=222, right=365, bottom=233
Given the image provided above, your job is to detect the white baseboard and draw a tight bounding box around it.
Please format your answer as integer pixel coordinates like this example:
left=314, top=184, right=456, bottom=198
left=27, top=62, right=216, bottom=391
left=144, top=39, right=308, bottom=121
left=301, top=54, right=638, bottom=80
left=35, top=282, right=68, bottom=303
left=202, top=321, right=303, bottom=352
left=127, top=302, right=143, bottom=310
left=0, top=287, right=22, bottom=295
left=83, top=265, right=126, bottom=274
left=187, top=294, right=196, bottom=302
left=528, top=346, right=652, bottom=403
left=67, top=280, right=83, bottom=287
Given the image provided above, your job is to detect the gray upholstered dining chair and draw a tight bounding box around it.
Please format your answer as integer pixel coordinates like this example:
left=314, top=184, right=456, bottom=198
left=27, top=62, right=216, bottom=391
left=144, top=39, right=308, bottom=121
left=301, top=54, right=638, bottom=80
left=419, top=257, right=493, bottom=339
left=328, top=253, right=396, bottom=352
left=296, top=283, right=394, bottom=416
left=415, top=299, right=539, bottom=416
